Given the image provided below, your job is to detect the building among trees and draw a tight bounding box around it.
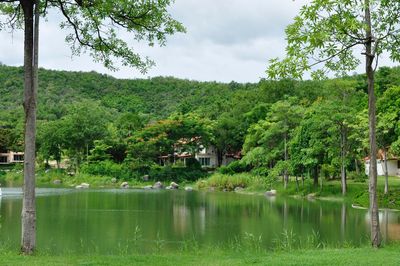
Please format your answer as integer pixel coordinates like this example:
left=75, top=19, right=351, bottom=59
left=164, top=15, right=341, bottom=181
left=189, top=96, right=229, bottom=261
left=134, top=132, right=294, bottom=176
left=0, top=151, right=24, bottom=164
left=365, top=150, right=400, bottom=176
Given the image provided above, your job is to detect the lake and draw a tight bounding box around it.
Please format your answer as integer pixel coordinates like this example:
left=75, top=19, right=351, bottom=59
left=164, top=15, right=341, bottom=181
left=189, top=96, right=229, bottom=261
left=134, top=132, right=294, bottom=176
left=0, top=188, right=399, bottom=254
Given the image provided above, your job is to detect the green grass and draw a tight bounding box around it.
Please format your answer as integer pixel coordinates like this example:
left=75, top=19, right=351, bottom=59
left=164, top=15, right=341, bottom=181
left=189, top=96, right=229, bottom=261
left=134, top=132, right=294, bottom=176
left=0, top=245, right=399, bottom=265
left=199, top=173, right=400, bottom=209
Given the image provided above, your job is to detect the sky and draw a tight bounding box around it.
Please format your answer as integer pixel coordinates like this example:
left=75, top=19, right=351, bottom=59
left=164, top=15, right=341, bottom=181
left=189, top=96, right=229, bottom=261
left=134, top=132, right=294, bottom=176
left=0, top=0, right=396, bottom=83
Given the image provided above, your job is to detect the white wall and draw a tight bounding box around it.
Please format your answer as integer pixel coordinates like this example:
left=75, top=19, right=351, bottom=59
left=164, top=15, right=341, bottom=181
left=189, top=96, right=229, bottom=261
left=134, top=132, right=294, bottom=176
left=365, top=159, right=399, bottom=176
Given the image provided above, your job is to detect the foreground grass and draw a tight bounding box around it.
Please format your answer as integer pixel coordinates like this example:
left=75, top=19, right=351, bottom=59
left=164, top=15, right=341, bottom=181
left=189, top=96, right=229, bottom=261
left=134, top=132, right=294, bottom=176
left=1, top=245, right=399, bottom=266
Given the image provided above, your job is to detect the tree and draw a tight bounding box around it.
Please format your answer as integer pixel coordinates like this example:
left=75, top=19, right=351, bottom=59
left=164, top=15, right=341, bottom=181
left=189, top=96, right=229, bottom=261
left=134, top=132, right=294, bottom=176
left=323, top=80, right=366, bottom=195
left=127, top=114, right=213, bottom=169
left=243, top=98, right=303, bottom=188
left=37, top=120, right=63, bottom=167
left=267, top=0, right=400, bottom=248
left=0, top=0, right=184, bottom=254
left=377, top=86, right=400, bottom=194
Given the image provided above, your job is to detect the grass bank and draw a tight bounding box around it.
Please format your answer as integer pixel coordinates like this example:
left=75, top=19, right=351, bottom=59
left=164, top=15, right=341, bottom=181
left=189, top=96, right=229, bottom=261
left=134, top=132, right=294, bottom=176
left=197, top=173, right=400, bottom=209
left=0, top=168, right=196, bottom=189
left=0, top=244, right=399, bottom=265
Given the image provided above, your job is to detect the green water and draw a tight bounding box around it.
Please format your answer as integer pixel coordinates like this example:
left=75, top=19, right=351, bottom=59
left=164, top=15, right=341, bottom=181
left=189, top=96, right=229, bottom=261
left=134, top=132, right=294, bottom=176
left=0, top=188, right=399, bottom=254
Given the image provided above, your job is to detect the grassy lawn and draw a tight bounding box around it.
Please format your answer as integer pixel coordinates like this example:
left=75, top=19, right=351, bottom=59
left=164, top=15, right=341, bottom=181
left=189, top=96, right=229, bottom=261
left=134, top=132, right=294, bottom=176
left=1, top=245, right=399, bottom=266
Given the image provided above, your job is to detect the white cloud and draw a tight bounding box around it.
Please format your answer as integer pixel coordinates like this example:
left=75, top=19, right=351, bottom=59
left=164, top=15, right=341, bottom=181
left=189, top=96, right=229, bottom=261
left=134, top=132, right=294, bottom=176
left=0, top=0, right=396, bottom=82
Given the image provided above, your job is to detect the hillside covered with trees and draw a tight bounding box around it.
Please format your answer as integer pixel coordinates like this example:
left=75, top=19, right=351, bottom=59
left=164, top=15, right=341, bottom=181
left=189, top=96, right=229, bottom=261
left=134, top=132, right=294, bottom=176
left=2, top=64, right=400, bottom=191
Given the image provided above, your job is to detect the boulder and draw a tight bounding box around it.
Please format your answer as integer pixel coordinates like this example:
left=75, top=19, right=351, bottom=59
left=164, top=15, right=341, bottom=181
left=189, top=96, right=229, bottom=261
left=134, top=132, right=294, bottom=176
left=75, top=183, right=89, bottom=189
left=53, top=179, right=62, bottom=185
left=142, top=175, right=149, bottom=181
left=165, top=186, right=172, bottom=190
left=143, top=185, right=153, bottom=190
left=120, top=182, right=129, bottom=189
left=307, top=193, right=316, bottom=200
left=265, top=189, right=277, bottom=196
left=184, top=186, right=193, bottom=191
left=111, top=178, right=117, bottom=183
left=234, top=187, right=244, bottom=192
left=153, top=181, right=163, bottom=189
left=170, top=182, right=179, bottom=189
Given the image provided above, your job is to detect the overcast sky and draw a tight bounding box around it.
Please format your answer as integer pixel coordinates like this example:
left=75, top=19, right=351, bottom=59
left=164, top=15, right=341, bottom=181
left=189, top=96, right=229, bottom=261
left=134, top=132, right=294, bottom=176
left=0, top=0, right=396, bottom=82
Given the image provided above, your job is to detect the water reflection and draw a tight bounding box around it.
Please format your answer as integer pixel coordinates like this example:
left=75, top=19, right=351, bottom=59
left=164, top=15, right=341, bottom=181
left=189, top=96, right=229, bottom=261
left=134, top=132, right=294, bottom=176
left=0, top=189, right=399, bottom=254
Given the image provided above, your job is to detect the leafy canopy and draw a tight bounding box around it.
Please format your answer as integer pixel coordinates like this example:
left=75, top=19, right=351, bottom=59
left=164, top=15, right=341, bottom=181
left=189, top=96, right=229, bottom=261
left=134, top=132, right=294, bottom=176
left=0, top=0, right=185, bottom=72
left=267, top=0, right=400, bottom=79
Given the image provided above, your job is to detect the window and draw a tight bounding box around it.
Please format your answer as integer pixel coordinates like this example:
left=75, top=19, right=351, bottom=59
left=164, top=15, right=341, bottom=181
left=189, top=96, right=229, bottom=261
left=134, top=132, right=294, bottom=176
left=0, top=156, right=7, bottom=163
left=199, top=157, right=211, bottom=166
left=13, top=154, right=24, bottom=162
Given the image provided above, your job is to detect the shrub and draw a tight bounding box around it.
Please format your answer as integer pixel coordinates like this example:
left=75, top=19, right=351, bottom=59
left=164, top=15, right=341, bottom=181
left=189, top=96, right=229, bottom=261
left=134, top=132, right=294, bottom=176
left=198, top=173, right=252, bottom=191
left=81, top=161, right=133, bottom=180
left=347, top=171, right=367, bottom=183
left=218, top=160, right=249, bottom=174
left=149, top=165, right=207, bottom=182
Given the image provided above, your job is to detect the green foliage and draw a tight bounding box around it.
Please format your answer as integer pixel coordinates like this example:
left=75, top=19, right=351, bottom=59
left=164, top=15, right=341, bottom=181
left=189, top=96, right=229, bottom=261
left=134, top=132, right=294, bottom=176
left=197, top=173, right=254, bottom=191
left=81, top=161, right=132, bottom=180
left=2, top=64, right=400, bottom=188
left=267, top=1, right=400, bottom=79
left=149, top=165, right=207, bottom=182
left=218, top=160, right=249, bottom=174
left=347, top=172, right=368, bottom=183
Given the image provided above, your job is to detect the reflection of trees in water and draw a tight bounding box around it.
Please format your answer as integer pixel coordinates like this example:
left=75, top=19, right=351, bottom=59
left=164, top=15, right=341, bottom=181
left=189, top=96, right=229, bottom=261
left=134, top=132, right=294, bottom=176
left=380, top=209, right=400, bottom=242
left=363, top=209, right=400, bottom=242
left=0, top=197, right=2, bottom=229
left=341, top=203, right=346, bottom=242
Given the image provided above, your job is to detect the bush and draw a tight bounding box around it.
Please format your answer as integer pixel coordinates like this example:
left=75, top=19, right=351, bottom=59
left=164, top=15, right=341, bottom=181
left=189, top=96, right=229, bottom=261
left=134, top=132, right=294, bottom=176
left=347, top=171, right=367, bottom=183
left=81, top=161, right=133, bottom=180
left=197, top=173, right=253, bottom=191
left=218, top=160, right=249, bottom=174
left=149, top=165, right=207, bottom=182
left=4, top=170, right=23, bottom=186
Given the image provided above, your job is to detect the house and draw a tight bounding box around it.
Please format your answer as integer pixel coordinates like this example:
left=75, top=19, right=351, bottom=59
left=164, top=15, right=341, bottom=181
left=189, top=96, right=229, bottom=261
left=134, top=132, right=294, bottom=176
left=0, top=151, right=24, bottom=165
left=195, top=146, right=218, bottom=168
left=195, top=146, right=241, bottom=168
left=364, top=149, right=400, bottom=176
left=158, top=145, right=241, bottom=168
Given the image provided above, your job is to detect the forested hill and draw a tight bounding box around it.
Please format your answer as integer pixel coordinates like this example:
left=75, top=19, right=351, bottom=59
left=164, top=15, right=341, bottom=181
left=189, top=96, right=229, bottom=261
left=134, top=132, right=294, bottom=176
left=0, top=65, right=260, bottom=121
left=0, top=64, right=353, bottom=121
left=2, top=63, right=400, bottom=157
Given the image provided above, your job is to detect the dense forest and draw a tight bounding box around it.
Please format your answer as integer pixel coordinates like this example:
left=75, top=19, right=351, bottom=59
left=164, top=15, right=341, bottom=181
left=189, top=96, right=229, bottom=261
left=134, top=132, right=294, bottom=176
left=1, top=64, right=400, bottom=187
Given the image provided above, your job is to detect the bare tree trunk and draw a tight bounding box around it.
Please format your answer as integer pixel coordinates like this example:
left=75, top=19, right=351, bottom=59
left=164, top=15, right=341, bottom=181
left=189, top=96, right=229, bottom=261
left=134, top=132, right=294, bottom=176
left=383, top=147, right=389, bottom=194
left=283, top=134, right=289, bottom=189
left=21, top=0, right=39, bottom=255
left=340, top=127, right=347, bottom=195
left=365, top=0, right=381, bottom=248
left=313, top=166, right=318, bottom=187
left=355, top=158, right=360, bottom=175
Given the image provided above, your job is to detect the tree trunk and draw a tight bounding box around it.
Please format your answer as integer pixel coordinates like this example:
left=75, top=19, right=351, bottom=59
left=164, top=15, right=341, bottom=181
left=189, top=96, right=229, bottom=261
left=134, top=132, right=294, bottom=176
left=355, top=158, right=360, bottom=175
left=365, top=0, right=381, bottom=248
left=340, top=127, right=347, bottom=195
left=383, top=147, right=389, bottom=195
left=313, top=166, right=318, bottom=187
left=283, top=134, right=289, bottom=189
left=21, top=0, right=39, bottom=255
left=217, top=149, right=223, bottom=167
